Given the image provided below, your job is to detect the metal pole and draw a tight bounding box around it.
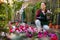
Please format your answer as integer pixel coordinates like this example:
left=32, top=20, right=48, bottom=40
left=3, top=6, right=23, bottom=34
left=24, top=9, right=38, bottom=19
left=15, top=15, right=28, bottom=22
left=57, top=0, right=59, bottom=25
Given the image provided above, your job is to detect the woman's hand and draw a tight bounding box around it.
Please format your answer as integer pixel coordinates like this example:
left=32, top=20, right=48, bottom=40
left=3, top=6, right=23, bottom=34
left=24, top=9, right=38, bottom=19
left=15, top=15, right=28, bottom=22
left=37, top=16, right=44, bottom=19
left=47, top=16, right=50, bottom=20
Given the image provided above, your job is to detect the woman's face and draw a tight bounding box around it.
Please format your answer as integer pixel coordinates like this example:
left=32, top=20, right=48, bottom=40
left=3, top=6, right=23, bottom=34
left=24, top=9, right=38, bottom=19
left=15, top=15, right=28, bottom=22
left=41, top=3, right=46, bottom=9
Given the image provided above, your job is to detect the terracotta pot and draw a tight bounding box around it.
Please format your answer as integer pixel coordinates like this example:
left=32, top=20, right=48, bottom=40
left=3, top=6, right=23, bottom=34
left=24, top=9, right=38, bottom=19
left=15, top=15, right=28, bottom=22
left=59, top=25, right=60, bottom=29
left=55, top=25, right=58, bottom=29
left=52, top=25, right=55, bottom=29
left=49, top=23, right=52, bottom=28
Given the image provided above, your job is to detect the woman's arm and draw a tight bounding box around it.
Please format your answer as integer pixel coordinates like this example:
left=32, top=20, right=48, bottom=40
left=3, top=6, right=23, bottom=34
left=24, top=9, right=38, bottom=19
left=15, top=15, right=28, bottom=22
left=36, top=9, right=40, bottom=17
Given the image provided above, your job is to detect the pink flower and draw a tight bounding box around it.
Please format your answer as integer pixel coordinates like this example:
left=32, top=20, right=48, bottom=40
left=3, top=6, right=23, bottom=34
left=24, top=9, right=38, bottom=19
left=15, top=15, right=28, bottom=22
left=25, top=24, right=29, bottom=28
left=16, top=22, right=19, bottom=25
left=28, top=27, right=34, bottom=33
left=38, top=32, right=43, bottom=38
left=15, top=28, right=20, bottom=32
left=50, top=33, right=58, bottom=40
left=10, top=28, right=15, bottom=33
left=19, top=29, right=23, bottom=32
left=19, top=25, right=27, bottom=32
left=26, top=32, right=33, bottom=38
left=33, top=27, right=37, bottom=32
left=19, top=25, right=24, bottom=30
left=43, top=31, right=48, bottom=37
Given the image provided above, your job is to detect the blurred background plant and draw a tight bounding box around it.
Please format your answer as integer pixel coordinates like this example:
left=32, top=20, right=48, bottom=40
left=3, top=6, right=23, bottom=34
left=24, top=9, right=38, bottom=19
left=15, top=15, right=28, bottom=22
left=0, top=0, right=60, bottom=40
left=0, top=0, right=23, bottom=32
left=24, top=2, right=41, bottom=24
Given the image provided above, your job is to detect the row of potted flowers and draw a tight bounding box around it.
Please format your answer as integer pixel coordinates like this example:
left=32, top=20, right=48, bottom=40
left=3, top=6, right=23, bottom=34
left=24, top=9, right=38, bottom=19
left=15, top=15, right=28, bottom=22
left=9, top=22, right=58, bottom=40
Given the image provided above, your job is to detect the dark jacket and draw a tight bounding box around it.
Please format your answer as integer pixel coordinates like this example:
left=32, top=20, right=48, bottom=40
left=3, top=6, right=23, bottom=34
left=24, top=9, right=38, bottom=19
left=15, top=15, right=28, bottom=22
left=36, top=9, right=49, bottom=25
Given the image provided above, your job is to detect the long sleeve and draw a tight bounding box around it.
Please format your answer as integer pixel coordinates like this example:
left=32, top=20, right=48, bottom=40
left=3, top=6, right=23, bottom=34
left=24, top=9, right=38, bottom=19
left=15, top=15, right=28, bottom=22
left=36, top=9, right=41, bottom=17
left=36, top=9, right=41, bottom=19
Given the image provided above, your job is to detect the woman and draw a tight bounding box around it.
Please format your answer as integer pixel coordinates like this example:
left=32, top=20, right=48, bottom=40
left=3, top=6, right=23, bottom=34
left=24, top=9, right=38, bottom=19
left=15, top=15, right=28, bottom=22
left=35, top=2, right=50, bottom=32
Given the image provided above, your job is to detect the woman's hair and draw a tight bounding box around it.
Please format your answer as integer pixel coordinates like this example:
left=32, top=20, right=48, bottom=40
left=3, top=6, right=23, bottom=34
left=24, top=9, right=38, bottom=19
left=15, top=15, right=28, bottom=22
left=41, top=2, right=46, bottom=5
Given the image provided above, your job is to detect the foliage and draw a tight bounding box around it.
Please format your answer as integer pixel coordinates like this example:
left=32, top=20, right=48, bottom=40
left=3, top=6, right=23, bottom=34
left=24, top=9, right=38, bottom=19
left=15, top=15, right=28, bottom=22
left=24, top=2, right=41, bottom=23
left=0, top=1, right=23, bottom=32
left=0, top=3, right=7, bottom=21
left=13, top=1, right=23, bottom=11
left=31, top=2, right=41, bottom=22
left=52, top=8, right=60, bottom=24
left=0, top=3, right=8, bottom=32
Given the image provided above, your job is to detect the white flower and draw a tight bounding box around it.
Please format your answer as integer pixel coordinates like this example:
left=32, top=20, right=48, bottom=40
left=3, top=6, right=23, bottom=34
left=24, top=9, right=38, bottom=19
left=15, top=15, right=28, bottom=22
left=12, top=26, right=16, bottom=29
left=1, top=32, right=5, bottom=36
left=12, top=29, right=15, bottom=32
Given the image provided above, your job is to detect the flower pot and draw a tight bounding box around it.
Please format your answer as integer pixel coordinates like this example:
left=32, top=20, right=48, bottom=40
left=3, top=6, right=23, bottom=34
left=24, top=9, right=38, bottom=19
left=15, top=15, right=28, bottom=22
left=52, top=25, right=55, bottom=29
left=55, top=25, right=58, bottom=29
left=49, top=23, right=52, bottom=28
